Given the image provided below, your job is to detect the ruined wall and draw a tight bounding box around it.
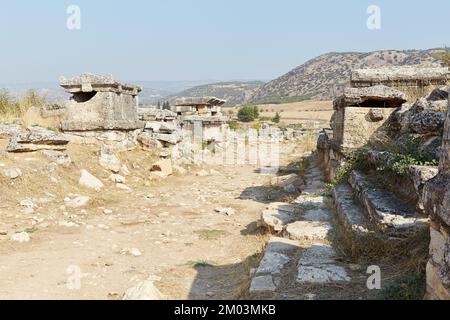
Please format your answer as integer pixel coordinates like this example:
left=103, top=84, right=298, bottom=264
left=423, top=90, right=450, bottom=300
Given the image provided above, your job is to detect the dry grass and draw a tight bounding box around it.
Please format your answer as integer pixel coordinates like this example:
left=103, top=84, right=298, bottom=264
left=0, top=90, right=45, bottom=123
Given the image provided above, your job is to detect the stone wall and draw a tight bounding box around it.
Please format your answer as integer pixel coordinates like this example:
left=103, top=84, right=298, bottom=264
left=423, top=90, right=450, bottom=300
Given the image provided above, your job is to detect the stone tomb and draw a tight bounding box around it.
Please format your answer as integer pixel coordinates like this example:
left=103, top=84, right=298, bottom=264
left=60, top=73, right=142, bottom=131
left=318, top=85, right=406, bottom=180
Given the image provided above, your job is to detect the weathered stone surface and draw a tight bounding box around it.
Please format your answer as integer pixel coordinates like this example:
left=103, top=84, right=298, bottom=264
left=172, top=165, right=187, bottom=175
left=138, top=108, right=177, bottom=121
left=285, top=221, right=333, bottom=241
left=0, top=124, right=23, bottom=138
left=123, top=279, right=163, bottom=300
left=368, top=108, right=385, bottom=122
left=153, top=132, right=182, bottom=145
left=256, top=251, right=290, bottom=275
left=64, top=196, right=90, bottom=209
left=109, top=174, right=126, bottom=184
left=249, top=275, right=276, bottom=293
left=137, top=132, right=163, bottom=150
left=335, top=85, right=407, bottom=110
left=294, top=195, right=327, bottom=210
left=349, top=171, right=428, bottom=235
left=60, top=73, right=141, bottom=131
left=2, top=168, right=22, bottom=179
left=7, top=127, right=70, bottom=153
left=266, top=237, right=300, bottom=253
left=150, top=159, right=173, bottom=177
left=297, top=244, right=351, bottom=284
left=409, top=165, right=439, bottom=201
left=297, top=264, right=350, bottom=284
left=10, top=232, right=30, bottom=243
left=99, top=148, right=121, bottom=173
left=42, top=150, right=71, bottom=166
left=427, top=88, right=449, bottom=102
left=333, top=184, right=370, bottom=236
left=424, top=174, right=450, bottom=227
left=79, top=170, right=104, bottom=191
left=426, top=261, right=450, bottom=300
left=260, top=203, right=301, bottom=232
left=303, top=209, right=333, bottom=222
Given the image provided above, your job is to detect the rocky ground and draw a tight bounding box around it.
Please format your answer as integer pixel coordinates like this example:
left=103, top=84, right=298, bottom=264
left=0, top=135, right=310, bottom=300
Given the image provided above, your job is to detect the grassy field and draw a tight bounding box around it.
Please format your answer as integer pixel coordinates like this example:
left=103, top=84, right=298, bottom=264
left=225, top=100, right=334, bottom=128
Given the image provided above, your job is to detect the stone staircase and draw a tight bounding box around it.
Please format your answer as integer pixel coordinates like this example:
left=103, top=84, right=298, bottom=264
left=335, top=170, right=429, bottom=239
left=250, top=155, right=352, bottom=298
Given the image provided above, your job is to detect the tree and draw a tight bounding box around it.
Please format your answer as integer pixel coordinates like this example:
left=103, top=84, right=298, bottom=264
left=272, top=112, right=281, bottom=124
left=237, top=105, right=259, bottom=122
left=157, top=101, right=161, bottom=109
left=162, top=101, right=171, bottom=110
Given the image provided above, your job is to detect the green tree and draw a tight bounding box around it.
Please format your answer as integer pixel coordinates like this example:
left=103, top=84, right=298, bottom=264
left=162, top=101, right=171, bottom=110
left=237, top=105, right=259, bottom=122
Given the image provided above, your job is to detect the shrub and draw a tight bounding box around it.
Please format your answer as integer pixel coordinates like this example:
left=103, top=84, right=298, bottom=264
left=227, top=120, right=240, bottom=131
left=237, top=105, right=259, bottom=122
left=272, top=112, right=281, bottom=124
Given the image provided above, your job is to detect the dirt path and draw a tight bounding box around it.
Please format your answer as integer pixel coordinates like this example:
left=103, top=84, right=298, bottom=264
left=0, top=139, right=309, bottom=300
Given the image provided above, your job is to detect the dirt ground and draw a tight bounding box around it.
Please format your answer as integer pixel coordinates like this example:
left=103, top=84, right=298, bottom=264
left=0, top=138, right=307, bottom=300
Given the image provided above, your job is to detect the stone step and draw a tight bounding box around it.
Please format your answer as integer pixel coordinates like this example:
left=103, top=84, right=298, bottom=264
left=332, top=184, right=371, bottom=237
left=296, top=244, right=351, bottom=284
left=285, top=220, right=333, bottom=241
left=259, top=202, right=302, bottom=232
left=349, top=171, right=429, bottom=236
left=249, top=237, right=301, bottom=294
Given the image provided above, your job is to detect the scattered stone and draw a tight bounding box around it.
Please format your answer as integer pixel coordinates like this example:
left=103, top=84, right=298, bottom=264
left=123, top=278, right=164, bottom=300
left=103, top=209, right=113, bottom=215
left=2, top=168, right=22, bottom=179
left=214, top=207, right=235, bottom=216
left=196, top=170, right=209, bottom=177
left=150, top=159, right=173, bottom=177
left=173, top=165, right=187, bottom=175
left=42, top=150, right=72, bottom=165
left=79, top=170, right=104, bottom=192
left=65, top=196, right=90, bottom=209
left=99, top=148, right=121, bottom=173
left=109, top=174, right=126, bottom=184
left=10, top=232, right=30, bottom=243
left=20, top=199, right=35, bottom=209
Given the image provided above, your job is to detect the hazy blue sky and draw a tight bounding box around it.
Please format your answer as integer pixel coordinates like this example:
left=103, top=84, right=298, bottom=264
left=0, top=0, right=449, bottom=84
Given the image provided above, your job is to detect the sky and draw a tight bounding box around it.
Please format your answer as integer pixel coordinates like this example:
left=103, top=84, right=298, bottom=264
left=0, top=0, right=449, bottom=84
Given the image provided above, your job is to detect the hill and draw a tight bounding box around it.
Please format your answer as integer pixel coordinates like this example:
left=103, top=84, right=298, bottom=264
left=249, top=49, right=448, bottom=103
left=168, top=81, right=264, bottom=106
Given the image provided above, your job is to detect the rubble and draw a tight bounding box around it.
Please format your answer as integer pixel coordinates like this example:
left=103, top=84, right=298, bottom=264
left=7, top=127, right=70, bottom=153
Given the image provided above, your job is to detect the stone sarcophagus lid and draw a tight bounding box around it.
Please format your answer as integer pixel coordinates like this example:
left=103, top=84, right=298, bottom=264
left=351, top=67, right=450, bottom=103
left=60, top=73, right=142, bottom=131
